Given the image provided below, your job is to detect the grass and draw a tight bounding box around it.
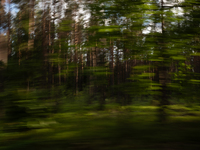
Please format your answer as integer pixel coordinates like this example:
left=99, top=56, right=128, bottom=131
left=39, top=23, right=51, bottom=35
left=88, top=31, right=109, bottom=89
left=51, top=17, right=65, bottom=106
left=1, top=104, right=200, bottom=150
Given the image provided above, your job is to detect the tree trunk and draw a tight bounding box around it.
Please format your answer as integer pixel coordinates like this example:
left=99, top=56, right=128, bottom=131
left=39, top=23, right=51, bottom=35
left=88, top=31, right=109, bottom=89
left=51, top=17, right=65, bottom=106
left=28, top=0, right=35, bottom=51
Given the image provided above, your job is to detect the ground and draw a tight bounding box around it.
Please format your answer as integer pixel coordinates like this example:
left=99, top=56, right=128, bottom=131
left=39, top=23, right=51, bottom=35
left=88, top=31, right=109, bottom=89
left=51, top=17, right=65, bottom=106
left=1, top=104, right=200, bottom=150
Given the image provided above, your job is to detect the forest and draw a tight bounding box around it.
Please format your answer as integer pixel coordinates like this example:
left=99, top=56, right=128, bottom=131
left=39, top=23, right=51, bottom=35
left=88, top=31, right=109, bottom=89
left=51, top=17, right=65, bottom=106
left=1, top=0, right=200, bottom=149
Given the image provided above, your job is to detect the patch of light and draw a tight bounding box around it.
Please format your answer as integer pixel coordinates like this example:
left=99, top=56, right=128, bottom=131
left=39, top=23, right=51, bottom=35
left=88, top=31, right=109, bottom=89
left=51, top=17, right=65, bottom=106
left=142, top=26, right=152, bottom=34
left=157, top=0, right=184, bottom=7
left=171, top=7, right=184, bottom=16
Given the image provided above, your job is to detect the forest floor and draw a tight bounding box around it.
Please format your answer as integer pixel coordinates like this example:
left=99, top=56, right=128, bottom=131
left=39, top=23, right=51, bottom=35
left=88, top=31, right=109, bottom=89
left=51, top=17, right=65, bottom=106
left=1, top=104, right=200, bottom=150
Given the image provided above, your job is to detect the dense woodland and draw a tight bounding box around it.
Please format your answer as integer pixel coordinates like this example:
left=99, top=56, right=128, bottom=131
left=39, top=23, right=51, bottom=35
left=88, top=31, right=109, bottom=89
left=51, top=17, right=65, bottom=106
left=1, top=0, right=200, bottom=149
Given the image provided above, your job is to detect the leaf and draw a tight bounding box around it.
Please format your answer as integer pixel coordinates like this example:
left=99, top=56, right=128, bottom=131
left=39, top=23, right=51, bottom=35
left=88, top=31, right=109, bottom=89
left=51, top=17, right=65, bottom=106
left=190, top=79, right=200, bottom=84
left=171, top=55, right=186, bottom=60
left=139, top=73, right=155, bottom=78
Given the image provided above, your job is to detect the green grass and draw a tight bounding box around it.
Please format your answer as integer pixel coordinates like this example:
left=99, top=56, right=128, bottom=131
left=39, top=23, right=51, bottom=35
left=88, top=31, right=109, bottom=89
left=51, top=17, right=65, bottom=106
left=1, top=104, right=200, bottom=150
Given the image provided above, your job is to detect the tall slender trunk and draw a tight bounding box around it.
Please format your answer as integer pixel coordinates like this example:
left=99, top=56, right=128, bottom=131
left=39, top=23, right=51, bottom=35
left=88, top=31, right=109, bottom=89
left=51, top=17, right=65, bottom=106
left=110, top=39, right=114, bottom=85
left=158, top=0, right=169, bottom=123
left=52, top=1, right=56, bottom=86
left=28, top=0, right=35, bottom=51
left=64, top=33, right=69, bottom=82
left=18, top=12, right=22, bottom=66
left=0, top=1, right=7, bottom=63
left=0, top=34, right=7, bottom=63
left=48, top=6, right=52, bottom=86
left=7, top=0, right=11, bottom=58
left=73, top=1, right=79, bottom=95
left=42, top=4, right=47, bottom=86
left=58, top=39, right=61, bottom=85
left=87, top=48, right=92, bottom=104
left=74, top=22, right=79, bottom=94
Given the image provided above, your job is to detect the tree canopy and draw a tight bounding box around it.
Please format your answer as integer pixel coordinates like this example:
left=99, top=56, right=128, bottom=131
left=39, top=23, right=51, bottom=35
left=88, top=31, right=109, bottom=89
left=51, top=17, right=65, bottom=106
left=1, top=0, right=200, bottom=149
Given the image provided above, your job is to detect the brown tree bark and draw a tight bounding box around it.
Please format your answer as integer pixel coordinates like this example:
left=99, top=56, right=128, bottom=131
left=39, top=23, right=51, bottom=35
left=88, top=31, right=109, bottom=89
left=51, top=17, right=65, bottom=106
left=28, top=0, right=35, bottom=51
left=157, top=0, right=170, bottom=122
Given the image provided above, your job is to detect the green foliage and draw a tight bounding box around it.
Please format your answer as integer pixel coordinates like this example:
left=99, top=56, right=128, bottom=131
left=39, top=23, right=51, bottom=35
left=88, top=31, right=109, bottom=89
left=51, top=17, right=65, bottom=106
left=2, top=0, right=200, bottom=149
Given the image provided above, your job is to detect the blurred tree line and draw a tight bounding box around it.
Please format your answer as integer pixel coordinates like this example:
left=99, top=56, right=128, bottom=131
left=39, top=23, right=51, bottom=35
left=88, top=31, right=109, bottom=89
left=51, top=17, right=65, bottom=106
left=0, top=0, right=200, bottom=129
